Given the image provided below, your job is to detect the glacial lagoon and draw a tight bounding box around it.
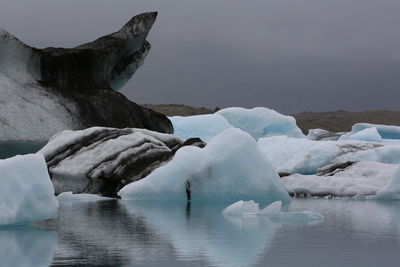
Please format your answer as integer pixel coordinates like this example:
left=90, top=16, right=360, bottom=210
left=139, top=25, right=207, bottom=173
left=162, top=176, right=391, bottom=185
left=2, top=199, right=400, bottom=267
left=0, top=142, right=45, bottom=159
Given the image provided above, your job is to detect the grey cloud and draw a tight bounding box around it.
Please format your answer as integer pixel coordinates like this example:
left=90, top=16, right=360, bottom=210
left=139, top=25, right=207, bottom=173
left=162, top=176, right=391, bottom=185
left=1, top=0, right=400, bottom=113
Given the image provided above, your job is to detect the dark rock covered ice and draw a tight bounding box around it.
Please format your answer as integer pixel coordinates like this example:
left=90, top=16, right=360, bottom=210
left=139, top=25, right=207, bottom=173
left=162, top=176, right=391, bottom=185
left=40, top=127, right=205, bottom=197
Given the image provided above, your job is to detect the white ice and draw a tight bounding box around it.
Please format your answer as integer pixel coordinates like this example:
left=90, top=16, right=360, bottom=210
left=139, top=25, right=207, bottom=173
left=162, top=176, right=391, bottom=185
left=223, top=200, right=323, bottom=221
left=258, top=135, right=400, bottom=174
left=169, top=114, right=233, bottom=142
left=283, top=161, right=399, bottom=197
left=0, top=154, right=58, bottom=225
left=118, top=128, right=290, bottom=205
left=216, top=107, right=304, bottom=139
left=57, top=192, right=114, bottom=201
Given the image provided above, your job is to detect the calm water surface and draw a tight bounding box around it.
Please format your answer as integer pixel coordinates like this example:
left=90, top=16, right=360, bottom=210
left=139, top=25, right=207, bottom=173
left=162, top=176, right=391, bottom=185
left=0, top=142, right=45, bottom=159
left=2, top=199, right=400, bottom=267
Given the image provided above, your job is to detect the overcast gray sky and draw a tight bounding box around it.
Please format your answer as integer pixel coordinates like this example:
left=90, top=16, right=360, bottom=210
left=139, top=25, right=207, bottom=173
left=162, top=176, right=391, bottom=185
left=1, top=0, right=400, bottom=114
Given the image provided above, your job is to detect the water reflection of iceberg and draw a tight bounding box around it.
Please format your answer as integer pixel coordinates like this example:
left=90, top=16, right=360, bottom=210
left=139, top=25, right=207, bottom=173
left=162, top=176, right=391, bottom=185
left=0, top=226, right=56, bottom=267
left=122, top=202, right=279, bottom=267
left=51, top=200, right=172, bottom=266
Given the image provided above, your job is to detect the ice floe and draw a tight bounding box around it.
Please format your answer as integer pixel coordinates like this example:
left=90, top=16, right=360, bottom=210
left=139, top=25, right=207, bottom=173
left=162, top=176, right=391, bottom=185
left=57, top=192, right=114, bottom=201
left=223, top=200, right=323, bottom=221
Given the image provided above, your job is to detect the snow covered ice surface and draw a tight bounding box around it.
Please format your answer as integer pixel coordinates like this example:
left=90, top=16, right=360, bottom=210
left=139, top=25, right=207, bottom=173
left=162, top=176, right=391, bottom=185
left=0, top=154, right=58, bottom=225
left=258, top=135, right=400, bottom=174
left=223, top=200, right=323, bottom=221
left=283, top=162, right=399, bottom=198
left=169, top=114, right=233, bottom=142
left=57, top=192, right=114, bottom=202
left=119, top=128, right=290, bottom=205
left=216, top=107, right=304, bottom=139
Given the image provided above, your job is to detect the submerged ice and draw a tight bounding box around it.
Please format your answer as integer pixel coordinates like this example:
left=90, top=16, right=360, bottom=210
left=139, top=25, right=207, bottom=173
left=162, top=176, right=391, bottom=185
left=0, top=154, right=58, bottom=225
left=119, top=128, right=290, bottom=204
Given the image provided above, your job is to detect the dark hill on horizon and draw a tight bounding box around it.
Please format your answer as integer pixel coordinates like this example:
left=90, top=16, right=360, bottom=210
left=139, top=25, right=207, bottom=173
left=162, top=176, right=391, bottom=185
left=142, top=104, right=400, bottom=134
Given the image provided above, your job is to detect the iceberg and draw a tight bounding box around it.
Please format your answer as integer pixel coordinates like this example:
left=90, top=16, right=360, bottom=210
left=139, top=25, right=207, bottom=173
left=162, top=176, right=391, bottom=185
left=40, top=127, right=204, bottom=196
left=169, top=114, right=233, bottom=142
left=283, top=161, right=399, bottom=197
left=339, top=127, right=383, bottom=142
left=348, top=123, right=400, bottom=140
left=216, top=107, right=304, bottom=139
left=0, top=154, right=58, bottom=225
left=223, top=200, right=323, bottom=221
left=258, top=135, right=400, bottom=174
left=118, top=128, right=290, bottom=205
left=0, top=13, right=172, bottom=143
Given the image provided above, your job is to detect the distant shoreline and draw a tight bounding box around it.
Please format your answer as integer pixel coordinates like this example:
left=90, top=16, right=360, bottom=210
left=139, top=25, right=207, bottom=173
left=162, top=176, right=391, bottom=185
left=142, top=104, right=400, bottom=133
